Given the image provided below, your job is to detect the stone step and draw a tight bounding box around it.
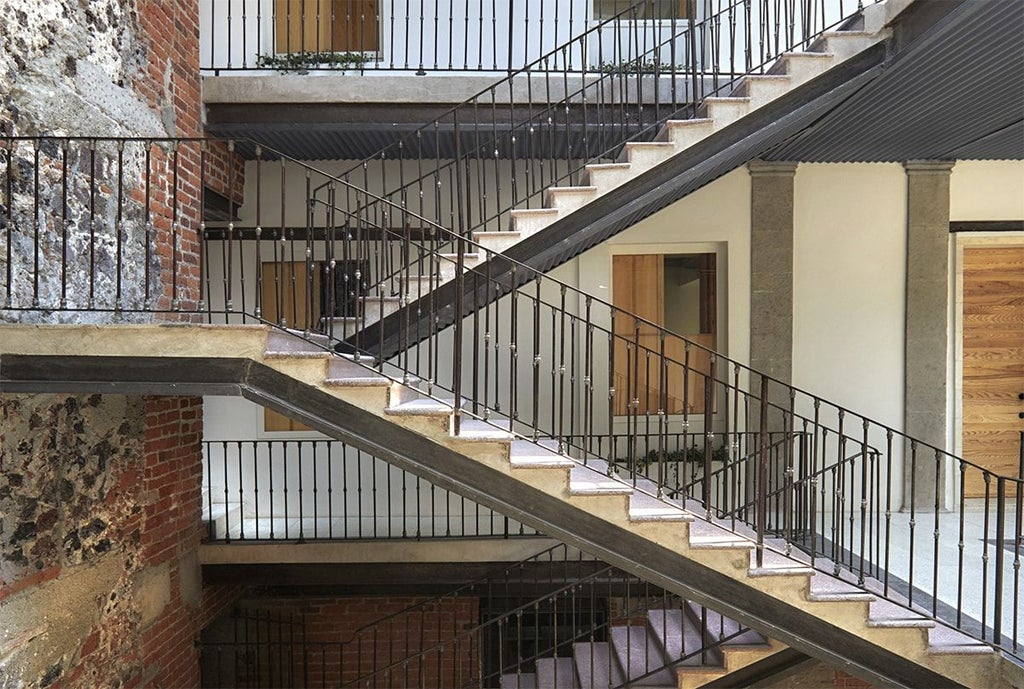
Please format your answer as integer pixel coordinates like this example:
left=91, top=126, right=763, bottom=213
left=656, top=119, right=715, bottom=151
left=536, top=656, right=579, bottom=689
left=583, top=162, right=634, bottom=192
left=608, top=625, right=676, bottom=685
left=500, top=672, right=538, bottom=689
left=732, top=74, right=793, bottom=109
left=701, top=97, right=751, bottom=130
left=509, top=208, right=561, bottom=237
left=616, top=141, right=677, bottom=170
left=768, top=51, right=835, bottom=88
left=544, top=186, right=600, bottom=214
left=472, top=229, right=523, bottom=254
left=573, top=642, right=624, bottom=689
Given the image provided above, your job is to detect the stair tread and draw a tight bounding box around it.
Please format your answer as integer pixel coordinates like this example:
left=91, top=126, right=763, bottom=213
left=388, top=397, right=455, bottom=415
left=569, top=463, right=634, bottom=495
left=609, top=625, right=676, bottom=684
left=500, top=673, right=538, bottom=689
left=536, top=656, right=579, bottom=689
left=628, top=490, right=693, bottom=521
left=510, top=440, right=575, bottom=467
left=867, top=599, right=935, bottom=628
left=573, top=642, right=624, bottom=689
left=685, top=602, right=767, bottom=647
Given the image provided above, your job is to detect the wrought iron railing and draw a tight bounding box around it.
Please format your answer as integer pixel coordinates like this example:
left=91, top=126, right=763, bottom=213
left=296, top=0, right=878, bottom=291
left=198, top=550, right=768, bottom=688
left=201, top=0, right=866, bottom=75
left=2, top=134, right=1021, bottom=660
left=203, top=438, right=542, bottom=541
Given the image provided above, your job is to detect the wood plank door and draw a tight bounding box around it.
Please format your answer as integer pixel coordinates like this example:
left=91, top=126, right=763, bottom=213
left=275, top=0, right=378, bottom=54
left=611, top=254, right=715, bottom=416
left=962, top=245, right=1024, bottom=497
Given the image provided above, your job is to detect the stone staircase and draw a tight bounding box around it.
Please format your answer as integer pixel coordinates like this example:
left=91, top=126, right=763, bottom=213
left=257, top=329, right=1011, bottom=688
left=499, top=602, right=784, bottom=689
left=336, top=1, right=901, bottom=331
left=1, top=323, right=1017, bottom=688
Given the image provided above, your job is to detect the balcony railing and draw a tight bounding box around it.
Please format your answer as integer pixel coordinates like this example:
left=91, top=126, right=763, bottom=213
left=3, top=134, right=1022, bottom=660
left=201, top=0, right=867, bottom=75
left=203, top=438, right=542, bottom=541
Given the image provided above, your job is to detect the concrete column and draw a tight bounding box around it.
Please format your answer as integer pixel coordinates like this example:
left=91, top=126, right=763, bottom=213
left=902, top=160, right=955, bottom=510
left=748, top=160, right=799, bottom=384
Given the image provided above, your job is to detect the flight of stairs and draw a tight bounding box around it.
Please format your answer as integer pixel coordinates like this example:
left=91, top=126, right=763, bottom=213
left=499, top=602, right=784, bottom=689
left=1, top=323, right=1014, bottom=688
left=335, top=2, right=898, bottom=332
left=255, top=329, right=1008, bottom=688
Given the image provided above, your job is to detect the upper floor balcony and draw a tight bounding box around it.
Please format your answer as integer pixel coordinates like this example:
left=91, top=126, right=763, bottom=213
left=201, top=0, right=871, bottom=160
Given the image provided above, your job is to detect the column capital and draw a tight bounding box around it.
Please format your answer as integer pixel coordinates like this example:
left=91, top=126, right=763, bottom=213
left=747, top=159, right=799, bottom=177
left=903, top=160, right=955, bottom=175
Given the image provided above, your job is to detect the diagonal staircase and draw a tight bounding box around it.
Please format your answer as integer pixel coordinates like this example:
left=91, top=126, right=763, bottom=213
left=500, top=602, right=788, bottom=689
left=298, top=0, right=927, bottom=358
left=2, top=323, right=1020, bottom=688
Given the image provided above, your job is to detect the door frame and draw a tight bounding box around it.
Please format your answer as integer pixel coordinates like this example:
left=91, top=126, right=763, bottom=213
left=951, top=230, right=1024, bottom=471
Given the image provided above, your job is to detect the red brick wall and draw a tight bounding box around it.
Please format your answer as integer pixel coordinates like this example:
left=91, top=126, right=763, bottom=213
left=237, top=595, right=481, bottom=688
left=136, top=395, right=204, bottom=687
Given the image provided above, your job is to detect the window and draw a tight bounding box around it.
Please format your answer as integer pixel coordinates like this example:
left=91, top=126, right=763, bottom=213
left=611, top=253, right=715, bottom=416
left=274, top=0, right=379, bottom=54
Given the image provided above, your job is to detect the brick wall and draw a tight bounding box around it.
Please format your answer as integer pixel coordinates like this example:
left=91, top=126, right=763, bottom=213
left=232, top=595, right=481, bottom=688
left=0, top=394, right=240, bottom=688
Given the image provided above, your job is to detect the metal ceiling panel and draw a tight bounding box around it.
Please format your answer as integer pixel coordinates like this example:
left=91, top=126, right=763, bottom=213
left=762, top=0, right=1024, bottom=162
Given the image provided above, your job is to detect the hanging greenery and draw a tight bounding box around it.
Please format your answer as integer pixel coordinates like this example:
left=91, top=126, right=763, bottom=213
left=256, top=51, right=371, bottom=73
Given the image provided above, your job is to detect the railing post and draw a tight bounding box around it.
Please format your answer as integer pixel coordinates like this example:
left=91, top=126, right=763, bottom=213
left=756, top=374, right=769, bottom=568
left=994, top=477, right=1006, bottom=645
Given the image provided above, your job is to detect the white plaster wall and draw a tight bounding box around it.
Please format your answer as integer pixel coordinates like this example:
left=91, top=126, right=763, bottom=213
left=950, top=160, right=1024, bottom=221
left=582, top=167, right=752, bottom=367
left=792, top=163, right=907, bottom=429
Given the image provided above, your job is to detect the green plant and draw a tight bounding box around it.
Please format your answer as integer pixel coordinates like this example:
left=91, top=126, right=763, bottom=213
left=627, top=443, right=729, bottom=471
left=595, top=58, right=680, bottom=74
left=256, top=51, right=371, bottom=73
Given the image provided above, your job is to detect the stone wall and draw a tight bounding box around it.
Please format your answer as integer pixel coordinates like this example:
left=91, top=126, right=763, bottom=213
left=0, top=394, right=237, bottom=688
left=0, top=0, right=242, bottom=321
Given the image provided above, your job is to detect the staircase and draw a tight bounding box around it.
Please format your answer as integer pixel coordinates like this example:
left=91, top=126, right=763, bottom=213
left=307, top=0, right=909, bottom=354
left=500, top=603, right=786, bottom=689
left=2, top=323, right=1019, bottom=688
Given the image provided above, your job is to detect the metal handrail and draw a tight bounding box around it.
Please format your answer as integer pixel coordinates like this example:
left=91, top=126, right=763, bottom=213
left=2, top=134, right=1021, bottom=658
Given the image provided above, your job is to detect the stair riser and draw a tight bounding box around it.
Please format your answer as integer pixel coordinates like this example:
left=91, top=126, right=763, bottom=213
left=509, top=210, right=559, bottom=236
left=742, top=77, right=793, bottom=109
left=362, top=298, right=401, bottom=323
left=546, top=189, right=599, bottom=214
left=473, top=232, right=522, bottom=254
left=662, top=121, right=715, bottom=150
left=620, top=144, right=677, bottom=170
left=705, top=100, right=750, bottom=129
left=264, top=357, right=329, bottom=386
left=779, top=54, right=834, bottom=88
left=584, top=165, right=634, bottom=193
left=824, top=33, right=877, bottom=63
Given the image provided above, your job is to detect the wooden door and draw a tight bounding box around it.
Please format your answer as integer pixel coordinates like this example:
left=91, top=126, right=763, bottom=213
left=962, top=245, right=1024, bottom=497
left=611, top=254, right=713, bottom=416
left=275, top=0, right=378, bottom=54
left=261, top=261, right=322, bottom=432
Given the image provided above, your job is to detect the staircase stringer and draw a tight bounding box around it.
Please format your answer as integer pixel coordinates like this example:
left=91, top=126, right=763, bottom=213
left=0, top=324, right=1005, bottom=689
